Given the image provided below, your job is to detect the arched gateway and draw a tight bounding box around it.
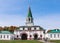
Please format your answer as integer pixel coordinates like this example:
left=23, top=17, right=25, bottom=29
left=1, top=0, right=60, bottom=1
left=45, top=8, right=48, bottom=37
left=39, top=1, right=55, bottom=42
left=21, top=33, right=27, bottom=40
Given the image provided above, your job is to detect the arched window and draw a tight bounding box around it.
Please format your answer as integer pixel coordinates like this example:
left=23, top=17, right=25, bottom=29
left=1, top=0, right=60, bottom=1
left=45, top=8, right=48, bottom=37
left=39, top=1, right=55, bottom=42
left=40, top=35, right=42, bottom=37
left=29, top=18, right=30, bottom=22
left=30, top=35, right=32, bottom=37
left=17, top=35, right=18, bottom=38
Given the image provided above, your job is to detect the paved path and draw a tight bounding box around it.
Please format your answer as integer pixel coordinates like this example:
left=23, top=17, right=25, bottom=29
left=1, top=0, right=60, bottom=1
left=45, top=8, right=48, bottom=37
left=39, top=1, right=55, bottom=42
left=38, top=40, right=54, bottom=43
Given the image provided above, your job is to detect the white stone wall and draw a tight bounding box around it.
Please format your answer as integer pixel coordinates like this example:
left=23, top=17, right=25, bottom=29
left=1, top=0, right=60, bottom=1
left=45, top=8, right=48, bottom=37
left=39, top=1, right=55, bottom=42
left=14, top=30, right=44, bottom=40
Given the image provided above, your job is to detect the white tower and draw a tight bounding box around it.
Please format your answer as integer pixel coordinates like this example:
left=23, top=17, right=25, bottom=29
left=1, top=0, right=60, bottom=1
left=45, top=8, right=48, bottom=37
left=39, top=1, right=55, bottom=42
left=26, top=7, right=34, bottom=26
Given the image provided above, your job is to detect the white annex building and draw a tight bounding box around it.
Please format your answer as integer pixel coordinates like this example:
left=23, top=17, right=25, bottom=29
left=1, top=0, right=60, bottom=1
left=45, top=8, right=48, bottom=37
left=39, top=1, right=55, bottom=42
left=45, top=29, right=60, bottom=40
left=14, top=7, right=45, bottom=40
left=0, top=31, right=14, bottom=40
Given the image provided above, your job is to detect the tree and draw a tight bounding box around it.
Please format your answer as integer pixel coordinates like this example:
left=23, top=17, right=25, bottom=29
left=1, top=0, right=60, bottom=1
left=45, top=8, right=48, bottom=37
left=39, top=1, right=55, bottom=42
left=0, top=26, right=3, bottom=31
left=3, top=26, right=9, bottom=31
left=9, top=26, right=17, bottom=32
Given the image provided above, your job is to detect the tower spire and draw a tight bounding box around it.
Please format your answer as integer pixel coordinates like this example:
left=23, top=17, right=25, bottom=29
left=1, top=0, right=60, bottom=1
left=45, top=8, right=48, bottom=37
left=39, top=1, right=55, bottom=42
left=28, top=6, right=32, bottom=17
left=25, top=0, right=34, bottom=26
left=28, top=0, right=32, bottom=18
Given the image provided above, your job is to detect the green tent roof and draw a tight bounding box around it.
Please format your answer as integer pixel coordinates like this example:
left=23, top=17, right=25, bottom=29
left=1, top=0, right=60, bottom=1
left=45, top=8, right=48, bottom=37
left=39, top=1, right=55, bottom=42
left=48, top=29, right=60, bottom=33
left=0, top=31, right=13, bottom=34
left=28, top=7, right=32, bottom=17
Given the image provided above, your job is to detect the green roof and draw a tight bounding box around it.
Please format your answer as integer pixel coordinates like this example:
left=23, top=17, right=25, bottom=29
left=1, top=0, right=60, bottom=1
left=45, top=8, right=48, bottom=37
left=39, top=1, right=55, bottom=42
left=0, top=31, right=13, bottom=34
left=48, top=29, right=60, bottom=33
left=28, top=7, right=32, bottom=17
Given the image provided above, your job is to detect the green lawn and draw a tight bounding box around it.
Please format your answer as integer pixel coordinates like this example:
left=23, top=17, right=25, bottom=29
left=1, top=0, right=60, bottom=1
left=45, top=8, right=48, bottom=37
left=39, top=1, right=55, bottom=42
left=0, top=40, right=43, bottom=43
left=50, top=40, right=60, bottom=43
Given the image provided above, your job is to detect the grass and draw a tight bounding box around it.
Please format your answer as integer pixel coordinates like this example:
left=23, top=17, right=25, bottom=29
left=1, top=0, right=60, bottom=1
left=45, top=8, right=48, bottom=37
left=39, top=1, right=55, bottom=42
left=0, top=40, right=43, bottom=43
left=50, top=40, right=60, bottom=43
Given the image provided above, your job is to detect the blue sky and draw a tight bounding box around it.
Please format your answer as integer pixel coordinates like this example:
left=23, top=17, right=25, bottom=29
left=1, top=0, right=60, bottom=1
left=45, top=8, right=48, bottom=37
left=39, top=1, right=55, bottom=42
left=0, top=0, right=60, bottom=29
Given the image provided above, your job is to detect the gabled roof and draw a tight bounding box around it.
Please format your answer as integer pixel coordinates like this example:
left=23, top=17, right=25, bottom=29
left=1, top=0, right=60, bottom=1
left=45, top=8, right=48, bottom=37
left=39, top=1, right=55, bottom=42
left=0, top=31, right=13, bottom=34
left=28, top=7, right=32, bottom=17
left=47, top=29, right=60, bottom=33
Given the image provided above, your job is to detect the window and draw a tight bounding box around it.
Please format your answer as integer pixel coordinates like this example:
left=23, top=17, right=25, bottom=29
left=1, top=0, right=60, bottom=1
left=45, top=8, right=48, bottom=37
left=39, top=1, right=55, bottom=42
left=7, top=35, right=9, bottom=38
left=1, top=35, right=2, bottom=38
left=0, top=35, right=1, bottom=38
left=54, top=34, right=56, bottom=38
left=50, top=34, right=52, bottom=38
left=34, top=27, right=36, bottom=30
left=23, top=28, right=24, bottom=30
left=4, top=35, right=5, bottom=38
left=58, top=34, right=59, bottom=38
left=0, top=35, right=2, bottom=38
